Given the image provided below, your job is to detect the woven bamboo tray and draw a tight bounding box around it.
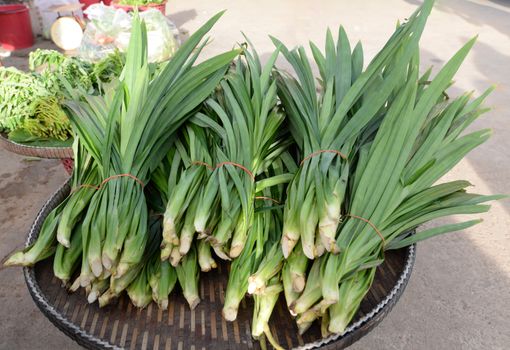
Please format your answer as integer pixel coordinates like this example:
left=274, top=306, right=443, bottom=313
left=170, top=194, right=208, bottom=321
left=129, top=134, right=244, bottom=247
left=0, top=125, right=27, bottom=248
left=0, top=132, right=73, bottom=159
left=24, top=182, right=416, bottom=350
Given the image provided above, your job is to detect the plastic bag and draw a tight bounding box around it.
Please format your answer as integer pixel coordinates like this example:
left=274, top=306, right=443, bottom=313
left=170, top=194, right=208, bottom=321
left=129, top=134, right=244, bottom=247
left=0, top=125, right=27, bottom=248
left=80, top=4, right=179, bottom=63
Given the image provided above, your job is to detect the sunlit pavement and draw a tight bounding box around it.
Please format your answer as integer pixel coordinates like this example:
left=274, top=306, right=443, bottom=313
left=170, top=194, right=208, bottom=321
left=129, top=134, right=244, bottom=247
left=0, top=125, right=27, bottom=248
left=1, top=1, right=508, bottom=348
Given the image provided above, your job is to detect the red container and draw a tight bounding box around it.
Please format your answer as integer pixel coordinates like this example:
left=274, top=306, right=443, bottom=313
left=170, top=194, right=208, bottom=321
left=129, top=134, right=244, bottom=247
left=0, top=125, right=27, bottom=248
left=79, top=0, right=100, bottom=11
left=0, top=4, right=34, bottom=51
left=111, top=0, right=166, bottom=15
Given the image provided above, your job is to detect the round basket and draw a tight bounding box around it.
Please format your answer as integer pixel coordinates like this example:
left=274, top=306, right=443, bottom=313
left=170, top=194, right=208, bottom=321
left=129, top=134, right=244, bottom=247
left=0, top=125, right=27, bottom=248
left=24, top=182, right=415, bottom=350
left=0, top=133, right=73, bottom=159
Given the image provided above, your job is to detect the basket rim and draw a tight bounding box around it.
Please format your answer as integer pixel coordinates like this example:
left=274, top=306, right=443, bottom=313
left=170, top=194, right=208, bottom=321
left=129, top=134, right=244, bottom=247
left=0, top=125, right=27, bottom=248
left=23, top=181, right=416, bottom=350
left=0, top=132, right=73, bottom=159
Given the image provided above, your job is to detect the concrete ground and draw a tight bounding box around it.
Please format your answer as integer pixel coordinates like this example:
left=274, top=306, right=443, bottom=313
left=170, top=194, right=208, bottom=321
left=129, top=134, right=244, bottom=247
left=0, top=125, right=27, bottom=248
left=1, top=0, right=509, bottom=349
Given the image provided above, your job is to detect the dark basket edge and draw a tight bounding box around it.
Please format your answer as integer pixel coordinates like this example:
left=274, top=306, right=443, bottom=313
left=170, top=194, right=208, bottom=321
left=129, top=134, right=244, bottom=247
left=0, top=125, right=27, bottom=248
left=301, top=245, right=415, bottom=349
left=23, top=181, right=416, bottom=350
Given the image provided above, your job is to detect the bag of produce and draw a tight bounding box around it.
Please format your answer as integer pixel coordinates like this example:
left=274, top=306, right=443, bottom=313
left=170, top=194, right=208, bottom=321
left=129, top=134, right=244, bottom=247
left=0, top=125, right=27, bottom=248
left=80, top=4, right=179, bottom=63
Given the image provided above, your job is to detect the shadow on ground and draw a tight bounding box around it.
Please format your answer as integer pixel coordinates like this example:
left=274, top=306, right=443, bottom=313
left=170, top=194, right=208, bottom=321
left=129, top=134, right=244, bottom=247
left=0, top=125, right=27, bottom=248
left=406, top=0, right=510, bottom=39
left=168, top=9, right=198, bottom=27
left=351, top=214, right=510, bottom=349
left=169, top=9, right=198, bottom=42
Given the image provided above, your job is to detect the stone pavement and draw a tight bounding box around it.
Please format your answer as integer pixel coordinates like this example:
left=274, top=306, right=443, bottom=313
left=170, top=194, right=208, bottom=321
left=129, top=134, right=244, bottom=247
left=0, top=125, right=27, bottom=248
left=0, top=0, right=508, bottom=349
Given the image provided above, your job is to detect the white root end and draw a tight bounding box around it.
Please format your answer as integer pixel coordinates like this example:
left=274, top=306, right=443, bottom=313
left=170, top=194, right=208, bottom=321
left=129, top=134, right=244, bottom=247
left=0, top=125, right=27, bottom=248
left=315, top=238, right=326, bottom=257
left=247, top=282, right=256, bottom=295
left=162, top=217, right=176, bottom=242
left=131, top=297, right=150, bottom=309
left=3, top=252, right=27, bottom=266
left=56, top=234, right=70, bottom=249
left=328, top=316, right=349, bottom=334
left=98, top=291, right=115, bottom=308
left=319, top=196, right=341, bottom=252
left=194, top=218, right=206, bottom=235
left=199, top=264, right=211, bottom=272
left=319, top=225, right=340, bottom=254
left=281, top=233, right=298, bottom=259
left=116, top=262, right=129, bottom=277
left=178, top=235, right=192, bottom=256
left=229, top=242, right=245, bottom=259
left=222, top=307, right=238, bottom=322
left=296, top=304, right=322, bottom=325
left=198, top=259, right=210, bottom=272
left=80, top=275, right=92, bottom=288
left=248, top=275, right=266, bottom=295
left=212, top=245, right=231, bottom=261
left=198, top=256, right=211, bottom=272
left=251, top=322, right=264, bottom=338
left=160, top=244, right=172, bottom=261
left=199, top=259, right=217, bottom=272
left=291, top=274, right=306, bottom=293
left=87, top=291, right=98, bottom=304
left=301, top=241, right=317, bottom=260
left=69, top=277, right=81, bottom=292
left=101, top=253, right=113, bottom=271
left=90, top=258, right=103, bottom=278
left=170, top=248, right=182, bottom=267
left=185, top=295, right=200, bottom=310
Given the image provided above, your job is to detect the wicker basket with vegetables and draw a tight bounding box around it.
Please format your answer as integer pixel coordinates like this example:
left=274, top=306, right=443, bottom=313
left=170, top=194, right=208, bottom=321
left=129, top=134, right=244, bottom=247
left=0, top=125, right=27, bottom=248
left=0, top=49, right=123, bottom=158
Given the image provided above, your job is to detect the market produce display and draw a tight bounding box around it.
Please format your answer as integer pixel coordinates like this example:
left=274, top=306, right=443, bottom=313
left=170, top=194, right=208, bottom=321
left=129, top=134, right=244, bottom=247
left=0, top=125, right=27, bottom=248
left=5, top=0, right=503, bottom=348
left=116, top=0, right=165, bottom=6
left=0, top=49, right=124, bottom=146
